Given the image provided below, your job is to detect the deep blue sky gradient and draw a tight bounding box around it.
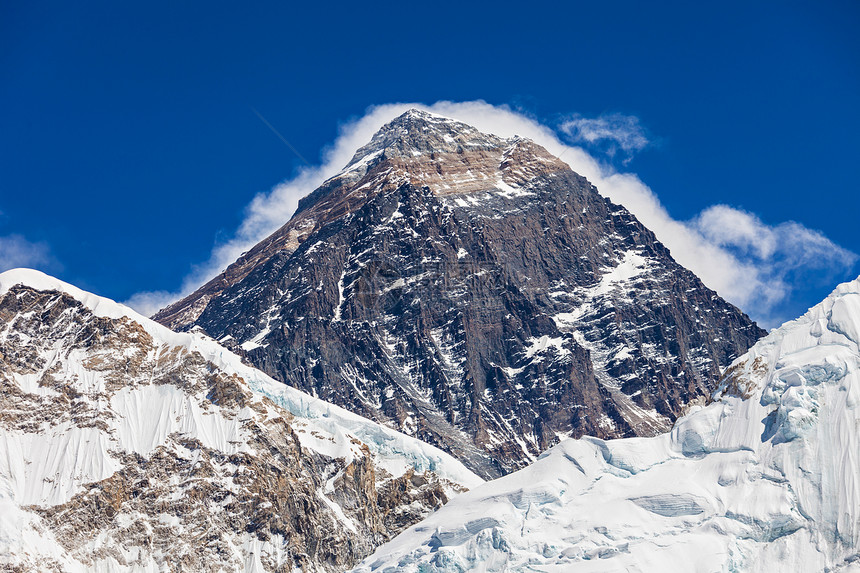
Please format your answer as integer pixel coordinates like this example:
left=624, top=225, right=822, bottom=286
left=1, top=0, right=858, bottom=321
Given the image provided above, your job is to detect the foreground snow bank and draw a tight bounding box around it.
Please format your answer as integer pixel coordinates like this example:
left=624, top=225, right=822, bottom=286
left=352, top=276, right=860, bottom=572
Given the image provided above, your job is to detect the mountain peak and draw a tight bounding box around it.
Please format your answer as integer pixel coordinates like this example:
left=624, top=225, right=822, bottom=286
left=0, top=267, right=144, bottom=323
left=383, top=108, right=471, bottom=132
left=331, top=109, right=569, bottom=202
left=152, top=111, right=569, bottom=332
left=153, top=107, right=765, bottom=478
left=0, top=267, right=65, bottom=293
left=394, top=107, right=449, bottom=122
left=345, top=108, right=506, bottom=168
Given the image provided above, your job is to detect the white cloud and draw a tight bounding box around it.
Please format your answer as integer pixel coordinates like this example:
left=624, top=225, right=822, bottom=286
left=122, top=289, right=183, bottom=318
left=560, top=113, right=649, bottom=160
left=127, top=100, right=857, bottom=328
left=693, top=205, right=779, bottom=259
left=0, top=233, right=53, bottom=272
left=692, top=205, right=857, bottom=272
left=688, top=205, right=858, bottom=322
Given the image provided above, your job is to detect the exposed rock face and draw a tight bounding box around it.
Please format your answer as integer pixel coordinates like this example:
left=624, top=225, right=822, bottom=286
left=348, top=277, right=860, bottom=573
left=155, top=110, right=765, bottom=478
left=0, top=272, right=479, bottom=572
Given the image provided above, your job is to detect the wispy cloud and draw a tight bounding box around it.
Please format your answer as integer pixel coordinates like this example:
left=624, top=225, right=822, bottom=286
left=126, top=101, right=857, bottom=328
left=0, top=233, right=53, bottom=273
left=560, top=113, right=649, bottom=162
left=122, top=289, right=185, bottom=318
left=688, top=205, right=858, bottom=323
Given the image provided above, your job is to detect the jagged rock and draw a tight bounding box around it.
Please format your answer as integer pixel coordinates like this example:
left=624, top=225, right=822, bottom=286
left=0, top=272, right=480, bottom=572
left=348, top=276, right=860, bottom=573
left=155, top=110, right=765, bottom=478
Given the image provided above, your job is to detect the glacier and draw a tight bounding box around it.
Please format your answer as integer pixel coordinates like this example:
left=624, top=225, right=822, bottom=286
left=351, top=276, right=860, bottom=572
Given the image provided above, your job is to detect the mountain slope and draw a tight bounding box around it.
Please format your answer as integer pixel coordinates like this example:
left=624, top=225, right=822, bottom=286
left=155, top=109, right=764, bottom=478
left=0, top=269, right=481, bottom=572
left=350, top=275, right=860, bottom=572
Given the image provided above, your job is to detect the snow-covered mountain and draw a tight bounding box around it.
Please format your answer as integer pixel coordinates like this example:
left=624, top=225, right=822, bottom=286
left=153, top=109, right=764, bottom=478
left=0, top=269, right=481, bottom=572
left=350, top=275, right=860, bottom=572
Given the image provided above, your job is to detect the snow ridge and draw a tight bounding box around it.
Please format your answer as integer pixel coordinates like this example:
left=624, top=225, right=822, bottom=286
left=0, top=269, right=481, bottom=489
left=0, top=268, right=481, bottom=572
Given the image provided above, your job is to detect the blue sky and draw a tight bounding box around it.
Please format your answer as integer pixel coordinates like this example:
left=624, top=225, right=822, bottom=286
left=1, top=0, right=858, bottom=327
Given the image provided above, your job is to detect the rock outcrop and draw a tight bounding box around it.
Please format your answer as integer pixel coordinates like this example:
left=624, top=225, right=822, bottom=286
left=0, top=270, right=480, bottom=572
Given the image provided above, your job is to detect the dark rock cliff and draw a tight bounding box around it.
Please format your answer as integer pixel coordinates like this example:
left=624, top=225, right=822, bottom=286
left=155, top=110, right=765, bottom=478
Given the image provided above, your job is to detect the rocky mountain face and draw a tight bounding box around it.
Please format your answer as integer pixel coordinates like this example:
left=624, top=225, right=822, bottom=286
left=155, top=110, right=765, bottom=478
left=350, top=276, right=860, bottom=573
left=0, top=270, right=480, bottom=572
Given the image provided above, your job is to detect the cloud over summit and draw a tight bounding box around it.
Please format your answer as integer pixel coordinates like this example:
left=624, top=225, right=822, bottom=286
left=125, top=101, right=858, bottom=327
